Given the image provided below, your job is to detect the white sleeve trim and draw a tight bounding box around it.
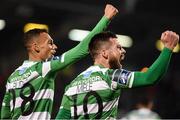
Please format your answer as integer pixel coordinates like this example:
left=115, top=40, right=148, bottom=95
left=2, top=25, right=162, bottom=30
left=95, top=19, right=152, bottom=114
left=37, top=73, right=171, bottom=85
left=61, top=53, right=65, bottom=63
left=42, top=62, right=51, bottom=77
left=129, top=72, right=134, bottom=88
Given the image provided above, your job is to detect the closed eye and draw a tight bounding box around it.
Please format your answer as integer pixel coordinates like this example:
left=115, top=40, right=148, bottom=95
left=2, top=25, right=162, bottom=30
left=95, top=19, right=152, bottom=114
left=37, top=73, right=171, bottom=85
left=48, top=39, right=53, bottom=45
left=117, top=45, right=122, bottom=50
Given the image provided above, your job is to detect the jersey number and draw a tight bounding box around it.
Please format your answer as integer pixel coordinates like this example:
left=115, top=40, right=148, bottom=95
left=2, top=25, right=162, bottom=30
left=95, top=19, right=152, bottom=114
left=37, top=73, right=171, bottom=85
left=10, top=83, right=35, bottom=116
left=72, top=91, right=103, bottom=119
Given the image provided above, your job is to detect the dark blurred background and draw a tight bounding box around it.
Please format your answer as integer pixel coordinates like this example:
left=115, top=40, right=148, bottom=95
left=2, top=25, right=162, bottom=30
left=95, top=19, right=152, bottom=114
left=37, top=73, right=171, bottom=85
left=0, top=0, right=180, bottom=119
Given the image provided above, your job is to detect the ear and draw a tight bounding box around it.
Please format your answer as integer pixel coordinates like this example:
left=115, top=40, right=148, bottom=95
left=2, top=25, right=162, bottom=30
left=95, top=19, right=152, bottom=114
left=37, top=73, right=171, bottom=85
left=33, top=43, right=40, bottom=53
left=102, top=49, right=108, bottom=59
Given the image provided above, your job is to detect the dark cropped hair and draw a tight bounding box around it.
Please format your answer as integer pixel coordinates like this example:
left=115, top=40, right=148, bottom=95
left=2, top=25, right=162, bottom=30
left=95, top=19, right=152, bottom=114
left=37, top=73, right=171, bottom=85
left=89, top=31, right=117, bottom=61
left=23, top=28, right=48, bottom=49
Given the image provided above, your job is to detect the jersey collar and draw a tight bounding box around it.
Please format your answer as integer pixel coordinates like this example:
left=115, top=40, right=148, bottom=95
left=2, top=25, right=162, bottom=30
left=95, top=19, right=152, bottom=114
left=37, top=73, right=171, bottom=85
left=94, top=64, right=106, bottom=68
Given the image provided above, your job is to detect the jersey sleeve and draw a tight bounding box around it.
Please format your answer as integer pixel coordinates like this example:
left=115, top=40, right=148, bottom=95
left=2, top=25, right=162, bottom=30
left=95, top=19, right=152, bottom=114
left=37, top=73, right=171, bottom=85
left=1, top=88, right=11, bottom=119
left=132, top=47, right=172, bottom=87
left=55, top=95, right=71, bottom=119
left=107, top=69, right=134, bottom=90
left=50, top=16, right=110, bottom=72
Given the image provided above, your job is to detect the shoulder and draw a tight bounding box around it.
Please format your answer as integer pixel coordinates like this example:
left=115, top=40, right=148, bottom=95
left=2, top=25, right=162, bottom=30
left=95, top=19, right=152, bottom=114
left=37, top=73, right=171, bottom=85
left=80, top=65, right=109, bottom=77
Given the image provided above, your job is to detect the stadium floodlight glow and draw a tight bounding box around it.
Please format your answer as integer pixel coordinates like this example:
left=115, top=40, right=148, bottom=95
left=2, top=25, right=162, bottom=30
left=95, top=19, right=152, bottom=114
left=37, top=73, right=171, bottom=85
left=68, top=29, right=133, bottom=48
left=0, top=19, right=6, bottom=30
left=68, top=29, right=90, bottom=41
left=116, top=35, right=133, bottom=48
left=24, top=23, right=49, bottom=33
left=156, top=40, right=180, bottom=53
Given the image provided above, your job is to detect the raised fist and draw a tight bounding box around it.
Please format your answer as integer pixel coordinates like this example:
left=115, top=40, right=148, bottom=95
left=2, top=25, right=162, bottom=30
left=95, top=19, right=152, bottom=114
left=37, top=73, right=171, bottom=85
left=161, top=30, right=179, bottom=50
left=104, top=4, right=118, bottom=20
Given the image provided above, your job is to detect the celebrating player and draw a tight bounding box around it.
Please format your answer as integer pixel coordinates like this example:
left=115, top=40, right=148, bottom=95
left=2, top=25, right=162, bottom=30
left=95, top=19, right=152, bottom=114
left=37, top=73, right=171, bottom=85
left=56, top=31, right=179, bottom=119
left=0, top=4, right=118, bottom=119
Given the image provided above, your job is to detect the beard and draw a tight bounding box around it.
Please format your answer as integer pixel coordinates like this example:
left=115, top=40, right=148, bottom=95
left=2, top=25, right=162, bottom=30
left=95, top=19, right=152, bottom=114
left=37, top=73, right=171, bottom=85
left=109, top=57, right=122, bottom=69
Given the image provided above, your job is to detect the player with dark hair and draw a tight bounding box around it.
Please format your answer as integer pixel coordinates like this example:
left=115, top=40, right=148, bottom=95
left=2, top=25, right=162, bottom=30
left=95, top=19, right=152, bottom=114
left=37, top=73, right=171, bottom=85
left=0, top=5, right=118, bottom=119
left=56, top=31, right=179, bottom=119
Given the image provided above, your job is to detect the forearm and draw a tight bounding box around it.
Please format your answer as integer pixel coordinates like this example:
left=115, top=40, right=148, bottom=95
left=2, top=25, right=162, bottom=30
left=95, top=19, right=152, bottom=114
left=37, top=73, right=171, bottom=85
left=64, top=16, right=110, bottom=58
left=132, top=47, right=172, bottom=87
left=51, top=16, right=110, bottom=71
left=75, top=16, right=110, bottom=54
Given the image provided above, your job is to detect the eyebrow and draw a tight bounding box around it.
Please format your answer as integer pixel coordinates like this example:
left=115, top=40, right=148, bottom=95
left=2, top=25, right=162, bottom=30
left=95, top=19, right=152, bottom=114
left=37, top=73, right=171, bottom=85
left=49, top=38, right=53, bottom=42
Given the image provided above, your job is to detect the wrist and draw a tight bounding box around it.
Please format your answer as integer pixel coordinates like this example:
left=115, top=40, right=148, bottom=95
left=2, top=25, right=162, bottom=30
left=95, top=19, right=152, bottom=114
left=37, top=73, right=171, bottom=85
left=164, top=44, right=175, bottom=51
left=103, top=15, right=111, bottom=21
left=104, top=14, right=112, bottom=20
left=163, top=47, right=173, bottom=52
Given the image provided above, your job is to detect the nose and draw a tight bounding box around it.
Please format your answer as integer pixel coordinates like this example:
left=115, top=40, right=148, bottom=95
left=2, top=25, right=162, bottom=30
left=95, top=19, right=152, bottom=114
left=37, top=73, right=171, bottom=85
left=53, top=44, right=58, bottom=50
left=121, top=48, right=126, bottom=54
left=122, top=48, right=126, bottom=54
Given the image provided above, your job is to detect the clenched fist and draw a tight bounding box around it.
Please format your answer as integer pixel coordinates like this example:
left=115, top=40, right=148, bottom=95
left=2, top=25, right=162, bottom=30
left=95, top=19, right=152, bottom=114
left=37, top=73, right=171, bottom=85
left=104, top=4, right=118, bottom=20
left=161, top=30, right=179, bottom=50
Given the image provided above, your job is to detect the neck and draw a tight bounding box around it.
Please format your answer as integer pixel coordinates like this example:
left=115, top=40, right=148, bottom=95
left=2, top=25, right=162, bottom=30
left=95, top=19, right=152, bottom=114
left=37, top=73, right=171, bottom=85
left=28, top=51, right=42, bottom=61
left=94, top=58, right=110, bottom=68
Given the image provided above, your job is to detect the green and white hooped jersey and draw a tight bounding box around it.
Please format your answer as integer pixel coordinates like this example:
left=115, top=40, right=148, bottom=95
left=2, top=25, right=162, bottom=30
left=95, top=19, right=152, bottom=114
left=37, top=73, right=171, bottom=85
left=62, top=65, right=134, bottom=119
left=3, top=58, right=61, bottom=119
left=2, top=55, right=73, bottom=119
left=1, top=16, right=111, bottom=119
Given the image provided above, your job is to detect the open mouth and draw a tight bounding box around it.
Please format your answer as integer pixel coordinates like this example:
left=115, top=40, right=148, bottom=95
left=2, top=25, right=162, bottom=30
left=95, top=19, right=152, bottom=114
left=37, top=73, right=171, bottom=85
left=51, top=50, right=56, bottom=55
left=121, top=54, right=125, bottom=60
